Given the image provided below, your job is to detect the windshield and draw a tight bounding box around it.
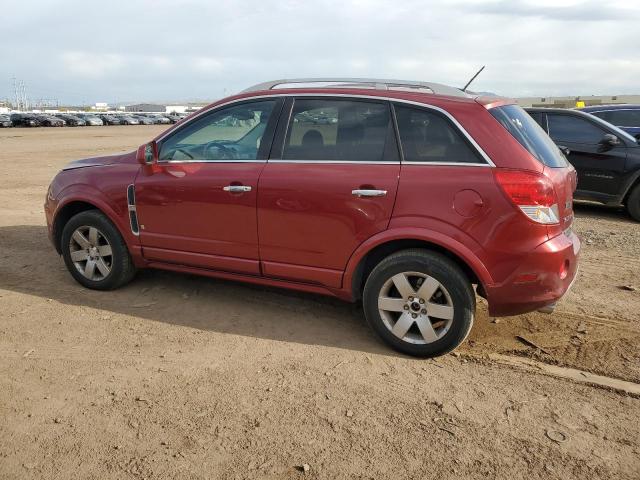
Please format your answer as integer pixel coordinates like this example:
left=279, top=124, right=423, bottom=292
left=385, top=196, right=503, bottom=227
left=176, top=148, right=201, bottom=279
left=490, top=104, right=568, bottom=168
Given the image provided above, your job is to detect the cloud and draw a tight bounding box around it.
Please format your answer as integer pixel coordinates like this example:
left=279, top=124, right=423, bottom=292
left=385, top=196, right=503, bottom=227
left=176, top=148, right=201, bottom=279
left=465, top=0, right=639, bottom=22
left=61, top=52, right=126, bottom=78
left=1, top=0, right=639, bottom=104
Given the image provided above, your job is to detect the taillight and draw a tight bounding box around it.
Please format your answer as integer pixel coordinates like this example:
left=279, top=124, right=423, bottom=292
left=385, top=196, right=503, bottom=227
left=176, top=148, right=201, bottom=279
left=494, top=169, right=560, bottom=224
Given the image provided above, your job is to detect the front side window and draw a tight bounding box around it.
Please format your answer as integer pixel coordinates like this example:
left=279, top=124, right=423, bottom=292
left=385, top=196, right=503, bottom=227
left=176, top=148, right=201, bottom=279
left=547, top=114, right=605, bottom=144
left=283, top=99, right=393, bottom=161
left=394, top=105, right=484, bottom=164
left=159, top=100, right=277, bottom=161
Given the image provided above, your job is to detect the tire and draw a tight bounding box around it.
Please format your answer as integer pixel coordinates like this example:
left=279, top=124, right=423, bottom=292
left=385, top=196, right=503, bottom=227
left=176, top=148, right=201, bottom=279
left=61, top=210, right=136, bottom=290
left=626, top=184, right=640, bottom=222
left=362, top=249, right=475, bottom=357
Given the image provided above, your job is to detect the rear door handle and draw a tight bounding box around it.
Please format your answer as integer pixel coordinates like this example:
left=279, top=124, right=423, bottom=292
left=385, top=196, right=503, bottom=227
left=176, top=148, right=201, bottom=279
left=223, top=185, right=252, bottom=193
left=352, top=189, right=387, bottom=197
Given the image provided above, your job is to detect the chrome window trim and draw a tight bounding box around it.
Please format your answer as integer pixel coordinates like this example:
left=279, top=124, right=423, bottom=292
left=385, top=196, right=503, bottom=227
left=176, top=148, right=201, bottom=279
left=155, top=93, right=496, bottom=167
left=269, top=160, right=400, bottom=165
left=402, top=161, right=492, bottom=167
left=156, top=159, right=266, bottom=165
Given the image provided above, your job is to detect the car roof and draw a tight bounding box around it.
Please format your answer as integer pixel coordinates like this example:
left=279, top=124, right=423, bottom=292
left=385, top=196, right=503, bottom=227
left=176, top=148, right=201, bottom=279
left=524, top=107, right=605, bottom=120
left=580, top=104, right=640, bottom=112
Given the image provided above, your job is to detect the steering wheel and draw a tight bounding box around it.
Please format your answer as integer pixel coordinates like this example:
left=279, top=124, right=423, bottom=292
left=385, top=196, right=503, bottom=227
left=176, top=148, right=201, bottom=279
left=204, top=141, right=237, bottom=160
left=173, top=147, right=194, bottom=159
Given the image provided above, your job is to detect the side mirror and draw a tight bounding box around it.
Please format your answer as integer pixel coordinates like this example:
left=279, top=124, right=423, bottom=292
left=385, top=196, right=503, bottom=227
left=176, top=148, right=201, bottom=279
left=136, top=141, right=157, bottom=165
left=599, top=133, right=620, bottom=150
left=557, top=145, right=571, bottom=156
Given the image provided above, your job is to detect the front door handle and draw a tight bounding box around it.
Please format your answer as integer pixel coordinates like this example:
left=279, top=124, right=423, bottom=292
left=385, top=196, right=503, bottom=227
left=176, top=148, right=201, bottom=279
left=352, top=189, right=387, bottom=197
left=223, top=185, right=252, bottom=193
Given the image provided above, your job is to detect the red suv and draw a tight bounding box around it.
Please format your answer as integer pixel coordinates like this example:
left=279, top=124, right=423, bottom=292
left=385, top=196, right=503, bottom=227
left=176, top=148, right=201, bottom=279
left=45, top=78, right=580, bottom=356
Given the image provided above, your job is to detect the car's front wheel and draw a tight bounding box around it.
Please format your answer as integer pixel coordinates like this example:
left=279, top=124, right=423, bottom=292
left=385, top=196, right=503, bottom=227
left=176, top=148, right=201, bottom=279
left=61, top=210, right=136, bottom=290
left=363, top=249, right=475, bottom=357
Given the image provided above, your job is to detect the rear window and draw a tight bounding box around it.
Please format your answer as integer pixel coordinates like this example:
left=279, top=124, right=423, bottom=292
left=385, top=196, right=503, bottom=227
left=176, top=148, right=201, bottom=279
left=490, top=105, right=567, bottom=168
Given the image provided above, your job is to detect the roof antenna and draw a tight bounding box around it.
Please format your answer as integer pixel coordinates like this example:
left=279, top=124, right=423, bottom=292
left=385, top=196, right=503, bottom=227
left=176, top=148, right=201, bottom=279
left=462, top=65, right=485, bottom=92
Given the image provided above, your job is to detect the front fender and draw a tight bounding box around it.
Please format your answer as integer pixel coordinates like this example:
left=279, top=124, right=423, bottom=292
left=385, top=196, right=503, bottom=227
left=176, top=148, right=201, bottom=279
left=53, top=183, right=140, bottom=253
left=341, top=226, right=494, bottom=298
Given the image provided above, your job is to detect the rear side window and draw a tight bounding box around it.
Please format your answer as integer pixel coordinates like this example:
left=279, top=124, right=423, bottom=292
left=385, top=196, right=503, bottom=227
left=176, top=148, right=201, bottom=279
left=547, top=114, right=605, bottom=144
left=283, top=99, right=394, bottom=161
left=490, top=105, right=567, bottom=168
left=394, top=105, right=484, bottom=164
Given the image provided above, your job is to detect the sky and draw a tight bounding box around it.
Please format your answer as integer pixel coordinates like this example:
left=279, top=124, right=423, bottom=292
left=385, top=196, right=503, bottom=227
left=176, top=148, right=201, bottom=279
left=2, top=0, right=639, bottom=105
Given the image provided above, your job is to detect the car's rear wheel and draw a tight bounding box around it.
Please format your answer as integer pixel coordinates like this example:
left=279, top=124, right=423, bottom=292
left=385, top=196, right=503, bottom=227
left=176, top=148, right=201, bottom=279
left=626, top=184, right=640, bottom=222
left=61, top=210, right=136, bottom=290
left=362, top=249, right=475, bottom=357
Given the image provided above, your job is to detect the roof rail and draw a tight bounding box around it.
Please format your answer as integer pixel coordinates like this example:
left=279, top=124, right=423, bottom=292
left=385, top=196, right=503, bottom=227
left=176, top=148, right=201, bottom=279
left=241, top=78, right=470, bottom=98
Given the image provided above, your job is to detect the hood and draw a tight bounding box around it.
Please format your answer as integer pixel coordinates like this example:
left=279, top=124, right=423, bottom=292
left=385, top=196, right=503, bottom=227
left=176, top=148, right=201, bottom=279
left=62, top=152, right=135, bottom=171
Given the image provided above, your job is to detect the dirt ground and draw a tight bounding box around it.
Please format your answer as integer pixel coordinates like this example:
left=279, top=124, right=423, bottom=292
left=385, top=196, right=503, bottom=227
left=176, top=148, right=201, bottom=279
left=1, top=126, right=639, bottom=479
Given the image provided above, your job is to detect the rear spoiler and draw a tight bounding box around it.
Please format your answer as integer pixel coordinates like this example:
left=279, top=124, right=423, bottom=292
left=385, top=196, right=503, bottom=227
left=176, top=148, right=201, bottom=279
left=474, top=96, right=518, bottom=110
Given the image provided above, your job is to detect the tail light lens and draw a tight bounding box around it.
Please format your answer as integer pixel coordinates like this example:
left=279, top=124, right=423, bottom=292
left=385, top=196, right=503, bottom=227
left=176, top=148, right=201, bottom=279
left=494, top=169, right=560, bottom=224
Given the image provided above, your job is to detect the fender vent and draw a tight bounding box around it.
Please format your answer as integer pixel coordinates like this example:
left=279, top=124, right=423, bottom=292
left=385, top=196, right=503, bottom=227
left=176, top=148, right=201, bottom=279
left=127, top=184, right=139, bottom=235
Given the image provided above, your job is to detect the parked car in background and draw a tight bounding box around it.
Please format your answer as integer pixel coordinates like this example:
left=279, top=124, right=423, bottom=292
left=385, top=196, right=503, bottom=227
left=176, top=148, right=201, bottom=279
left=35, top=114, right=65, bottom=127
left=76, top=113, right=104, bottom=126
left=133, top=115, right=155, bottom=125
left=526, top=107, right=640, bottom=221
left=56, top=113, right=86, bottom=127
left=99, top=114, right=122, bottom=125
left=46, top=78, right=580, bottom=357
left=165, top=113, right=186, bottom=123
left=119, top=115, right=140, bottom=125
left=147, top=114, right=171, bottom=125
left=11, top=113, right=41, bottom=127
left=580, top=104, right=640, bottom=141
left=0, top=114, right=12, bottom=127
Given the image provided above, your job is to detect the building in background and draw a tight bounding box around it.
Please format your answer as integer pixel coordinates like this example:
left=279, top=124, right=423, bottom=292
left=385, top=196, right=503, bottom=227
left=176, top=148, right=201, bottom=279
left=516, top=94, right=640, bottom=108
left=91, top=102, right=109, bottom=111
left=165, top=105, right=187, bottom=114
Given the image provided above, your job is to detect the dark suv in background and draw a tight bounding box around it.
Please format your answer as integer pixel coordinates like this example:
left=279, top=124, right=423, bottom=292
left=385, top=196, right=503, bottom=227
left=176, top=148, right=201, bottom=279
left=580, top=104, right=640, bottom=141
left=525, top=107, right=640, bottom=221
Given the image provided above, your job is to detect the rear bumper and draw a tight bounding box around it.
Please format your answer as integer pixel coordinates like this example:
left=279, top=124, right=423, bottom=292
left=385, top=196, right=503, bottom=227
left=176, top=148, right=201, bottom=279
left=486, top=229, right=580, bottom=316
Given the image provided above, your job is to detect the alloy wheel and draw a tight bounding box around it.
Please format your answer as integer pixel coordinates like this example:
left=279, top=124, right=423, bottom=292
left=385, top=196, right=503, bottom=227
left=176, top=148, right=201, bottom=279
left=378, top=271, right=454, bottom=345
left=68, top=226, right=113, bottom=281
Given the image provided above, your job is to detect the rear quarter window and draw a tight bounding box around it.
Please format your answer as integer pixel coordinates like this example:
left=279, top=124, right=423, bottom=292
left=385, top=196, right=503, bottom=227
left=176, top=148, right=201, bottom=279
left=490, top=105, right=567, bottom=168
left=394, top=105, right=485, bottom=164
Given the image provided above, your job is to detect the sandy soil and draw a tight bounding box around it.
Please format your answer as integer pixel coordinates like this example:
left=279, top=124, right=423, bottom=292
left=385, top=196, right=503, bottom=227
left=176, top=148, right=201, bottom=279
left=1, top=126, right=639, bottom=479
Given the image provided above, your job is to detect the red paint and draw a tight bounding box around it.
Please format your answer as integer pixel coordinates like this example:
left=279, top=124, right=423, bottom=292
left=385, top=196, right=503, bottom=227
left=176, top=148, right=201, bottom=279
left=257, top=163, right=400, bottom=272
left=45, top=86, right=580, bottom=317
left=134, top=162, right=265, bottom=274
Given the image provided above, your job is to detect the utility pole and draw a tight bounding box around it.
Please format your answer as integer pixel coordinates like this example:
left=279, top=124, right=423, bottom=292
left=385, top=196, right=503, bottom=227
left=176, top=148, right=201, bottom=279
left=20, top=81, right=28, bottom=111
left=12, top=77, right=19, bottom=110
